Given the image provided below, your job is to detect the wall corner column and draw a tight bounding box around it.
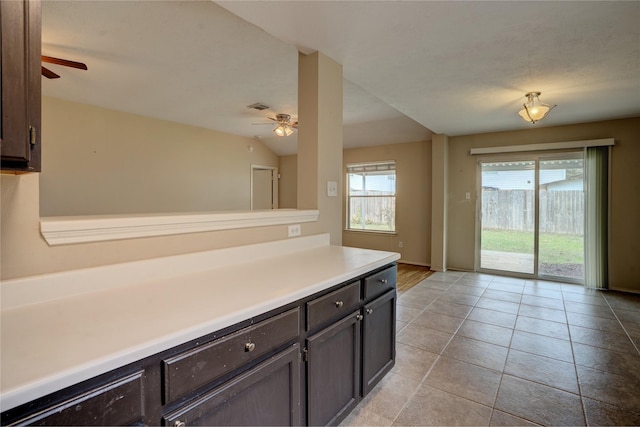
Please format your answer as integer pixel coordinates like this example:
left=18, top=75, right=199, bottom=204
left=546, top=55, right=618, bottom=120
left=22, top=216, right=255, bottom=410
left=431, top=134, right=448, bottom=271
left=297, top=52, right=343, bottom=245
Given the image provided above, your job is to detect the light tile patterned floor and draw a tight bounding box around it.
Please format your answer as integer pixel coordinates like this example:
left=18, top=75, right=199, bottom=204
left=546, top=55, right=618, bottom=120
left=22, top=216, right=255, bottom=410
left=341, top=272, right=640, bottom=426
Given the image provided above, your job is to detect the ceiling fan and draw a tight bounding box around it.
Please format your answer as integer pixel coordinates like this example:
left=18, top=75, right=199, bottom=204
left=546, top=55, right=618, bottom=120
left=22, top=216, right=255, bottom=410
left=41, top=55, right=87, bottom=79
left=253, top=113, right=298, bottom=137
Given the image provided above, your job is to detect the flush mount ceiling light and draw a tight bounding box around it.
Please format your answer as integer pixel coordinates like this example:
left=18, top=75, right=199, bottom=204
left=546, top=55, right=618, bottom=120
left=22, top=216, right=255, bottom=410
left=518, top=91, right=556, bottom=124
left=273, top=114, right=295, bottom=137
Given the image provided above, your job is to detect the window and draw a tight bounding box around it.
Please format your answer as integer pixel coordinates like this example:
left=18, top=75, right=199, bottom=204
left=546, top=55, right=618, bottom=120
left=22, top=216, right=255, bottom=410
left=346, top=161, right=396, bottom=232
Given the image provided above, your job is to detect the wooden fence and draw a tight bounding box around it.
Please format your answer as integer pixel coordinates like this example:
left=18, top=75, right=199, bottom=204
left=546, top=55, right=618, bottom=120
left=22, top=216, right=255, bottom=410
left=482, top=190, right=584, bottom=235
left=349, top=196, right=395, bottom=229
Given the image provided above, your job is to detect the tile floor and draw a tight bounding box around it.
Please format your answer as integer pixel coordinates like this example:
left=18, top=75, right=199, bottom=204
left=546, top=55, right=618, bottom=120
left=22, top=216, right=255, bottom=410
left=341, top=271, right=640, bottom=426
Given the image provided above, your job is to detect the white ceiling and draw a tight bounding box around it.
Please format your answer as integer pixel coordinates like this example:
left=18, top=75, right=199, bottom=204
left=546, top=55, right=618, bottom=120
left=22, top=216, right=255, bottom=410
left=42, top=1, right=640, bottom=156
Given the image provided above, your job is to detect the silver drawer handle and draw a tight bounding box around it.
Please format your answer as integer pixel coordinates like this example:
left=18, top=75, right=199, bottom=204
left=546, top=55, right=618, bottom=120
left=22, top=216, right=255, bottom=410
left=379, top=278, right=388, bottom=284
left=366, top=308, right=374, bottom=315
left=245, top=342, right=256, bottom=352
left=335, top=301, right=344, bottom=308
left=174, top=421, right=186, bottom=427
left=356, top=314, right=364, bottom=321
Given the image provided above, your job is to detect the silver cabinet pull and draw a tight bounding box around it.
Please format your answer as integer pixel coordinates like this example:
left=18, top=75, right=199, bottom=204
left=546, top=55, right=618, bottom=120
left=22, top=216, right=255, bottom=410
left=366, top=308, right=374, bottom=315
left=379, top=278, right=388, bottom=284
left=356, top=314, right=364, bottom=321
left=335, top=301, right=344, bottom=308
left=245, top=342, right=256, bottom=352
left=174, top=421, right=186, bottom=427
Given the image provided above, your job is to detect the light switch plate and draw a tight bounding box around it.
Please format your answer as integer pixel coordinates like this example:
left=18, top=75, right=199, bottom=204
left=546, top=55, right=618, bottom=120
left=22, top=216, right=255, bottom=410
left=327, top=181, right=338, bottom=197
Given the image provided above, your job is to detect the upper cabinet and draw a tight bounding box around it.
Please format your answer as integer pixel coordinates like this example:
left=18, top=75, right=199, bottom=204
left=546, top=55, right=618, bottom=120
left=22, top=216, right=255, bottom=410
left=1, top=0, right=41, bottom=173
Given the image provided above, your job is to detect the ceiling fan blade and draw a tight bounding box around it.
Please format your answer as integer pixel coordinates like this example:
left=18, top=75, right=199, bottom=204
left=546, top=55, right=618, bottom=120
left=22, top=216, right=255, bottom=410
left=42, top=55, right=88, bottom=70
left=291, top=122, right=299, bottom=129
left=41, top=66, right=60, bottom=79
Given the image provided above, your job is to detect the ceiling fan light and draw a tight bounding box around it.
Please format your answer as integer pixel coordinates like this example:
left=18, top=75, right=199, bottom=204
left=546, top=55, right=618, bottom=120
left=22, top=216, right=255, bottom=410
left=273, top=124, right=287, bottom=137
left=284, top=126, right=294, bottom=136
left=518, top=91, right=556, bottom=124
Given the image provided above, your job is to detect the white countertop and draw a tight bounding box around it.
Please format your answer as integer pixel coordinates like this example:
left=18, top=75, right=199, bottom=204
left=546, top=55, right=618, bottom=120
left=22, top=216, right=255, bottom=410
left=0, top=234, right=399, bottom=411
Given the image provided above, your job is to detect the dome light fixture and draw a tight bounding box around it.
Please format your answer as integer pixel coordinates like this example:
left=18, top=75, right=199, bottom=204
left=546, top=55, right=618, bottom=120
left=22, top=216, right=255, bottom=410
left=518, top=91, right=556, bottom=124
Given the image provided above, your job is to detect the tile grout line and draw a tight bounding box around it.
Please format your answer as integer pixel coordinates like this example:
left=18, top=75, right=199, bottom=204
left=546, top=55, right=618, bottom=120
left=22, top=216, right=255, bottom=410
left=390, top=272, right=487, bottom=425
left=562, top=286, right=589, bottom=426
left=600, top=292, right=640, bottom=356
left=380, top=273, right=640, bottom=426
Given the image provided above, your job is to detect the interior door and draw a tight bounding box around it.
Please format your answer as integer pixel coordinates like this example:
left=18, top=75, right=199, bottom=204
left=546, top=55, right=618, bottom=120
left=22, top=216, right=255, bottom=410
left=251, top=166, right=278, bottom=210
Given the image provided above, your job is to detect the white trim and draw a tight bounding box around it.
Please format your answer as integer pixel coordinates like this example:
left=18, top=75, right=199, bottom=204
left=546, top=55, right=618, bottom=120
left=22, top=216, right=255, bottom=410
left=40, top=209, right=319, bottom=246
left=469, top=138, right=614, bottom=155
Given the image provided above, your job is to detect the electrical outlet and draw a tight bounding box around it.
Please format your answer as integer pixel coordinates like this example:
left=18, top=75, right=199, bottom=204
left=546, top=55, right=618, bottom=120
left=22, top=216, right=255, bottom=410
left=288, top=224, right=301, bottom=237
left=399, top=241, right=403, bottom=248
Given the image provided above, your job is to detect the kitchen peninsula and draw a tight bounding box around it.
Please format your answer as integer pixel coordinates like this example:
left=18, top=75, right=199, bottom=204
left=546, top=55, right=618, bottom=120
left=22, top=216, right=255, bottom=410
left=1, top=234, right=399, bottom=426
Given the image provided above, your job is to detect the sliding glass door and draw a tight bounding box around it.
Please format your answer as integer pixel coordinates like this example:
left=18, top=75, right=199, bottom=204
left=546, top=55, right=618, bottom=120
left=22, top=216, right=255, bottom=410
left=480, top=160, right=536, bottom=274
left=538, top=158, right=585, bottom=280
left=479, top=153, right=585, bottom=282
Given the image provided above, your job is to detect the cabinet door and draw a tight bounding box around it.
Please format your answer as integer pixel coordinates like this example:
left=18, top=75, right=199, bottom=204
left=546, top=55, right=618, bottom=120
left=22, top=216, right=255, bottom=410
left=306, top=311, right=361, bottom=426
left=163, top=345, right=301, bottom=427
left=0, top=0, right=41, bottom=172
left=362, top=290, right=396, bottom=396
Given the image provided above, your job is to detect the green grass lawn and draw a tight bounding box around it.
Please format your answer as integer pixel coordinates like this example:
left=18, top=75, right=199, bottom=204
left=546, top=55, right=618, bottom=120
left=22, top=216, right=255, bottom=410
left=481, top=229, right=584, bottom=264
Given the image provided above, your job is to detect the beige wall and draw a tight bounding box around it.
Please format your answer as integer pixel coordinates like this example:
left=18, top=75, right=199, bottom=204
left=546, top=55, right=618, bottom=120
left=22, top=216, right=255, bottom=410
left=297, top=52, right=344, bottom=245
left=1, top=171, right=327, bottom=279
left=1, top=63, right=341, bottom=281
left=278, top=154, right=297, bottom=209
left=40, top=97, right=279, bottom=216
left=343, top=140, right=432, bottom=266
left=447, top=117, right=640, bottom=292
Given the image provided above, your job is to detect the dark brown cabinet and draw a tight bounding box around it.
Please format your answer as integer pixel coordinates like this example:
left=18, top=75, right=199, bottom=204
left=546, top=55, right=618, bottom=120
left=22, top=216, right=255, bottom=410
left=162, top=308, right=300, bottom=405
left=306, top=311, right=361, bottom=426
left=163, top=345, right=301, bottom=427
left=0, top=0, right=42, bottom=172
left=304, top=265, right=397, bottom=426
left=3, top=371, right=146, bottom=426
left=0, top=263, right=397, bottom=426
left=362, top=290, right=396, bottom=395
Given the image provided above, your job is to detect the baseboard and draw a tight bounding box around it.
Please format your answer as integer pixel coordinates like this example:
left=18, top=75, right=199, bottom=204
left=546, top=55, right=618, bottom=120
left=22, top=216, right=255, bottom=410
left=446, top=267, right=475, bottom=273
left=397, top=260, right=431, bottom=268
left=607, top=286, right=640, bottom=295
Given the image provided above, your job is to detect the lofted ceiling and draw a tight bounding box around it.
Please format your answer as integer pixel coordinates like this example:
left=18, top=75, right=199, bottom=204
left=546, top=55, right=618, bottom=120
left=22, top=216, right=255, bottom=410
left=42, top=1, right=639, bottom=156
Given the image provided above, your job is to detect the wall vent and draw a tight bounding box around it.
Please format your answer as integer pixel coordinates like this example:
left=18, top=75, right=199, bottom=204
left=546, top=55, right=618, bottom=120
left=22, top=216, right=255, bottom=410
left=247, top=102, right=270, bottom=111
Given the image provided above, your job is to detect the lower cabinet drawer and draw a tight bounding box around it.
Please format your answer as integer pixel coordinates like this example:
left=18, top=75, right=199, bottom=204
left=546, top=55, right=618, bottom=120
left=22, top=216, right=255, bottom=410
left=162, top=308, right=299, bottom=405
left=8, top=371, right=145, bottom=426
left=363, top=266, right=396, bottom=300
left=306, top=281, right=360, bottom=331
left=163, top=344, right=301, bottom=427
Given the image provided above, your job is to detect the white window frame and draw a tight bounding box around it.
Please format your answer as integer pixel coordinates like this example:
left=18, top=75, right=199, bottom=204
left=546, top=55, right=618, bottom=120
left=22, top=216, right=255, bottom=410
left=346, top=161, right=396, bottom=234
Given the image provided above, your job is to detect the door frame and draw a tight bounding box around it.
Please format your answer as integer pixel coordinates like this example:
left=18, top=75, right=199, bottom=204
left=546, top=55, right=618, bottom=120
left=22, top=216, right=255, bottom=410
left=475, top=151, right=585, bottom=284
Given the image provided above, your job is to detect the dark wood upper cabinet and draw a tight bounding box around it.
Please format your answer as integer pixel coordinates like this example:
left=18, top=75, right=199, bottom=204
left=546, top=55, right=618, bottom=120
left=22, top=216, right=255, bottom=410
left=1, top=0, right=42, bottom=172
